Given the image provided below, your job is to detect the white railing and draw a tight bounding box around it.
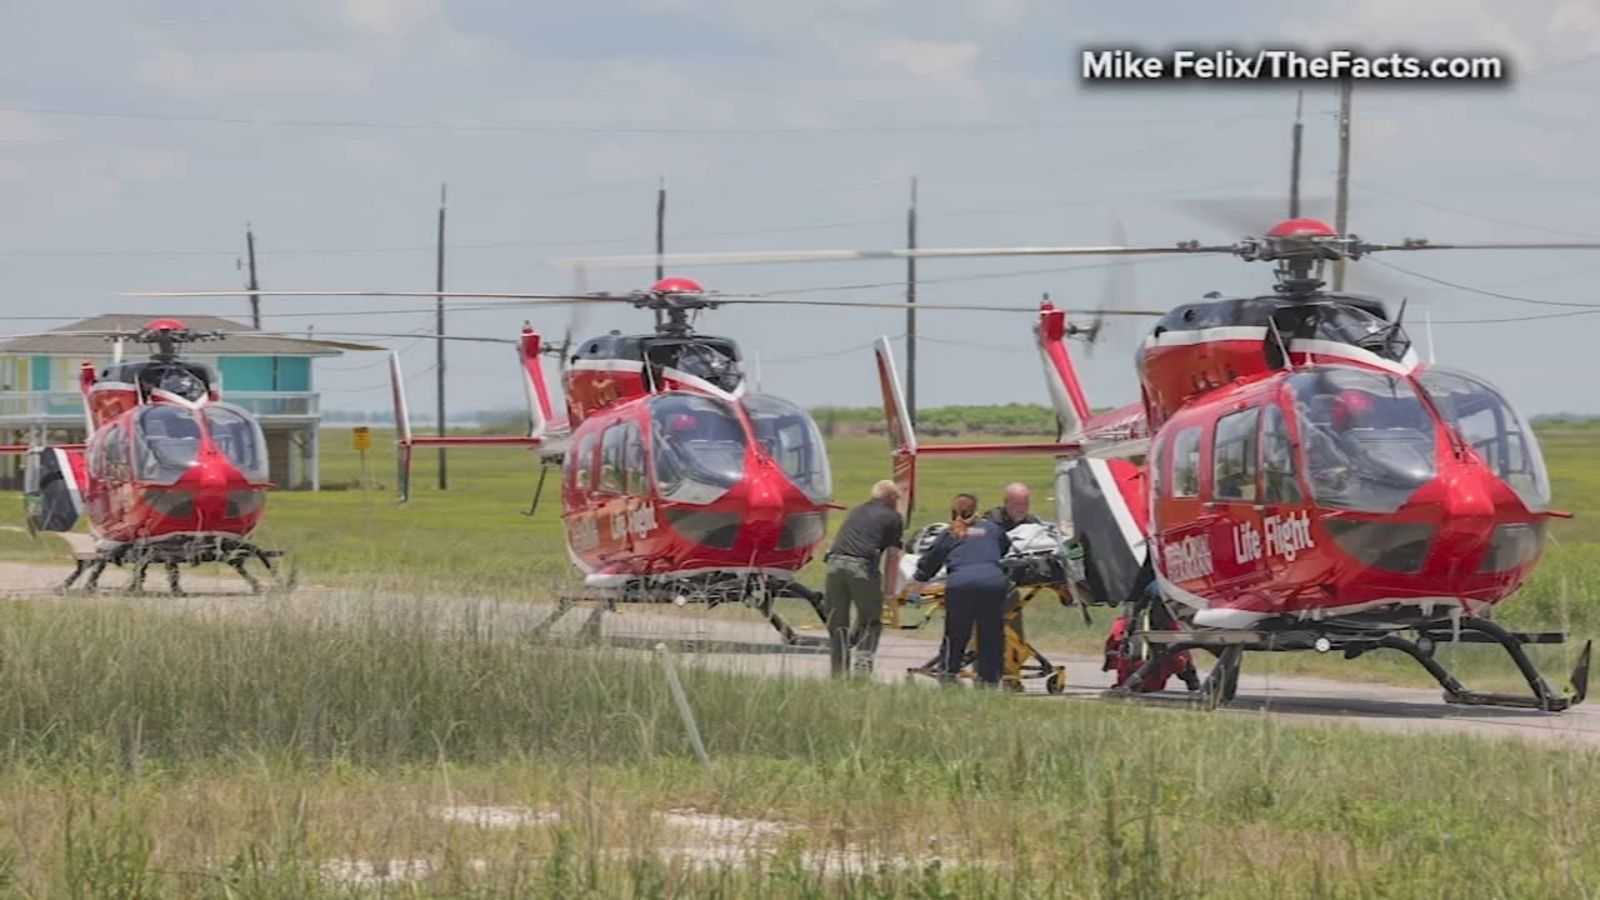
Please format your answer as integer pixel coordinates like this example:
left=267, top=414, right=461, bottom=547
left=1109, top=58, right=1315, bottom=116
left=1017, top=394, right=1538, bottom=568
left=0, top=391, right=82, bottom=421
left=0, top=390, right=320, bottom=423
left=226, top=391, right=319, bottom=418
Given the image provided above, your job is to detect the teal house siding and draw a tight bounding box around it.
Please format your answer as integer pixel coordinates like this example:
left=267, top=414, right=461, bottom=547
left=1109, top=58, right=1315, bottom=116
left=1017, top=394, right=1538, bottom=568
left=30, top=356, right=49, bottom=389
left=276, top=357, right=310, bottom=391
left=218, top=356, right=312, bottom=391
left=219, top=357, right=277, bottom=391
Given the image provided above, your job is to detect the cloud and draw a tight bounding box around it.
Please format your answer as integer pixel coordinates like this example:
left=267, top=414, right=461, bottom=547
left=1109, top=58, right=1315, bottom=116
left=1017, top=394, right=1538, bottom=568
left=136, top=49, right=374, bottom=96
left=0, top=110, right=54, bottom=145
left=877, top=39, right=981, bottom=80
left=343, top=0, right=442, bottom=37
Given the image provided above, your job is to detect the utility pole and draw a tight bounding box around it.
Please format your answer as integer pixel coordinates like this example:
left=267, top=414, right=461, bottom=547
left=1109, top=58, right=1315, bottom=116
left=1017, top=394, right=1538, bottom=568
left=1333, top=79, right=1353, bottom=290
left=654, top=177, right=666, bottom=329
left=435, top=183, right=448, bottom=490
left=245, top=225, right=261, bottom=329
left=1289, top=90, right=1304, bottom=219
left=905, top=177, right=918, bottom=427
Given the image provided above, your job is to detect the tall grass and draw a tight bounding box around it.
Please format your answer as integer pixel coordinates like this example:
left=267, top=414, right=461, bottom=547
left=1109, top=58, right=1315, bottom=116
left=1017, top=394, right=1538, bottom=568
left=4, top=599, right=1600, bottom=896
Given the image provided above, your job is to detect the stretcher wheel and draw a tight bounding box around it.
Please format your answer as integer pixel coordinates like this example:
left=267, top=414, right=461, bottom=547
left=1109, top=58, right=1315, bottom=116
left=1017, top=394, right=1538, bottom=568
left=1045, top=671, right=1065, bottom=694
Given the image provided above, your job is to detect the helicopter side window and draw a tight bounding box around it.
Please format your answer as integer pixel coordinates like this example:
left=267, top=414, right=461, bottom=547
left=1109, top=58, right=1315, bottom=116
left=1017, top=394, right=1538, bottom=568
left=650, top=393, right=748, bottom=505
left=1417, top=367, right=1549, bottom=513
left=1260, top=404, right=1302, bottom=505
left=1290, top=368, right=1437, bottom=514
left=133, top=406, right=202, bottom=485
left=599, top=423, right=626, bottom=494
left=202, top=404, right=268, bottom=483
left=1170, top=426, right=1202, bottom=498
left=96, top=423, right=129, bottom=481
left=745, top=393, right=832, bottom=503
left=574, top=432, right=597, bottom=494
left=623, top=420, right=646, bottom=495
left=1212, top=408, right=1259, bottom=502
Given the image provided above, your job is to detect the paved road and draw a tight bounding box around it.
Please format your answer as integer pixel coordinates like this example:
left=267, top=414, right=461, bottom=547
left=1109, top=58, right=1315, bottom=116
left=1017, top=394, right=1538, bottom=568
left=2, top=559, right=1596, bottom=748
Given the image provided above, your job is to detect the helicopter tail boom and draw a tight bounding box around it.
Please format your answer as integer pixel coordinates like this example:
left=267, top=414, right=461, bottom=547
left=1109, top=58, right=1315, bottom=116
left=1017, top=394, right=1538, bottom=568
left=388, top=348, right=546, bottom=503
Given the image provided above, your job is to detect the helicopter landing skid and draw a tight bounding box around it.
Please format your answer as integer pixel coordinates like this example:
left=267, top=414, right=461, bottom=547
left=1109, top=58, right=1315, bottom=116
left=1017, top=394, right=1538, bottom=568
left=532, top=576, right=827, bottom=650
left=60, top=538, right=293, bottom=597
left=1108, top=618, right=1591, bottom=713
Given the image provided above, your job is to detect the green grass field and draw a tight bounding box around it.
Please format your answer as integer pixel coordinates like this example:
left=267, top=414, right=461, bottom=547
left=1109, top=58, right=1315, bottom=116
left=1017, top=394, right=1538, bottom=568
left=3, top=600, right=1600, bottom=897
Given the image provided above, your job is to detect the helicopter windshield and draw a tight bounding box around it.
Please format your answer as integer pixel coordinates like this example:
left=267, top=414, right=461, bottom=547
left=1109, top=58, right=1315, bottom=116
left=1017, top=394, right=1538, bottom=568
left=1290, top=368, right=1437, bottom=514
left=133, top=405, right=203, bottom=485
left=650, top=393, right=748, bottom=504
left=203, top=404, right=270, bottom=483
left=1417, top=367, right=1549, bottom=513
left=745, top=393, right=832, bottom=503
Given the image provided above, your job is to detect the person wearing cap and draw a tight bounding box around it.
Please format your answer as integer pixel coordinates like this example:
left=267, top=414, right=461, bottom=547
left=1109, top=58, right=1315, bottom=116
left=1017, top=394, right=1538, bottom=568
left=822, top=480, right=905, bottom=677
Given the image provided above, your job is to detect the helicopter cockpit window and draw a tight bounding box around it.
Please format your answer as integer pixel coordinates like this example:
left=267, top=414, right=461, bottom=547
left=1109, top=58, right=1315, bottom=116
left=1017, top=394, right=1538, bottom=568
left=133, top=405, right=203, bottom=485
left=745, top=393, right=832, bottom=503
left=650, top=393, right=747, bottom=505
left=1417, top=367, right=1549, bottom=513
left=1290, top=368, right=1437, bottom=514
left=202, top=404, right=269, bottom=483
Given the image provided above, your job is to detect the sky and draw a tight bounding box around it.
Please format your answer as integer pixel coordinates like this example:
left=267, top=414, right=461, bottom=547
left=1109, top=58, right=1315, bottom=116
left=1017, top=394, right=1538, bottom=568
left=4, top=1, right=1600, bottom=419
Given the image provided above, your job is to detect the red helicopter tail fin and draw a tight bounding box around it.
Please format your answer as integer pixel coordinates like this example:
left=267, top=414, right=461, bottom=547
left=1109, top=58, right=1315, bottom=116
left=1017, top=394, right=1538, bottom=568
left=389, top=347, right=547, bottom=504
left=518, top=327, right=560, bottom=436
left=1036, top=303, right=1092, bottom=440
left=874, top=336, right=918, bottom=521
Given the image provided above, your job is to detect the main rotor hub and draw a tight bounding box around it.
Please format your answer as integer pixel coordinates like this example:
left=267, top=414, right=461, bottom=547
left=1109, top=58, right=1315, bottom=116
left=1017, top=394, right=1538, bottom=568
left=1237, top=220, right=1371, bottom=296
left=128, top=318, right=225, bottom=361
left=632, top=278, right=722, bottom=336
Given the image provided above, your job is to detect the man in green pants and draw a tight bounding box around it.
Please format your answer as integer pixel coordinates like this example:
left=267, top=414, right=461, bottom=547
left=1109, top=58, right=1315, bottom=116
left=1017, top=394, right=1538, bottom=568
left=823, top=480, right=904, bottom=677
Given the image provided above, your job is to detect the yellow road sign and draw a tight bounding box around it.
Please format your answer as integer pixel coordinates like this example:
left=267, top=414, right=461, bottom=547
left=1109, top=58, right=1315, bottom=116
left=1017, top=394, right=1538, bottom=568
left=352, top=426, right=372, bottom=452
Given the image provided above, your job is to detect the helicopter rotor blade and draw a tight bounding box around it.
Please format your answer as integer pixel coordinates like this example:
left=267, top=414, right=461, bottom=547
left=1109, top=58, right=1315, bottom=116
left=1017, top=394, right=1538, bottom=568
left=124, top=288, right=1170, bottom=317
left=708, top=297, right=1167, bottom=316
left=125, top=289, right=638, bottom=302
left=561, top=244, right=1235, bottom=270
left=1361, top=240, right=1600, bottom=253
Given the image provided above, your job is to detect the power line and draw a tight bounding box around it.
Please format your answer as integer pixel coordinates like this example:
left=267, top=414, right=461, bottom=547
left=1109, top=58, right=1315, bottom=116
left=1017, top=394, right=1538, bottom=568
left=1356, top=181, right=1600, bottom=239
left=1434, top=307, right=1600, bottom=325
left=1371, top=258, right=1600, bottom=310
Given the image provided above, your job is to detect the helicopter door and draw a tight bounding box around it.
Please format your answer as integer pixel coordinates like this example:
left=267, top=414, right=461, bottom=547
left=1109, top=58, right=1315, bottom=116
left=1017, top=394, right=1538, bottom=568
left=1208, top=406, right=1272, bottom=598
left=619, top=420, right=658, bottom=553
left=1152, top=423, right=1217, bottom=602
left=1256, top=402, right=1312, bottom=595
left=595, top=422, right=631, bottom=562
left=564, top=430, right=604, bottom=561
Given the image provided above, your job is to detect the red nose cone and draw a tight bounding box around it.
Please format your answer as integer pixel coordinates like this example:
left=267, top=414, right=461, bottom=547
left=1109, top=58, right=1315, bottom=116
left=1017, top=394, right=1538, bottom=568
left=650, top=277, right=704, bottom=295
left=144, top=317, right=187, bottom=331
left=1266, top=218, right=1338, bottom=238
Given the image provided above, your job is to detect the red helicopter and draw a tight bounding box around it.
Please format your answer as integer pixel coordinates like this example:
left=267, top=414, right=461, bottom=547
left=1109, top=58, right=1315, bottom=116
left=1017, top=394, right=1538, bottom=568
left=144, top=278, right=1049, bottom=640
left=0, top=318, right=376, bottom=594
left=633, top=218, right=1600, bottom=711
